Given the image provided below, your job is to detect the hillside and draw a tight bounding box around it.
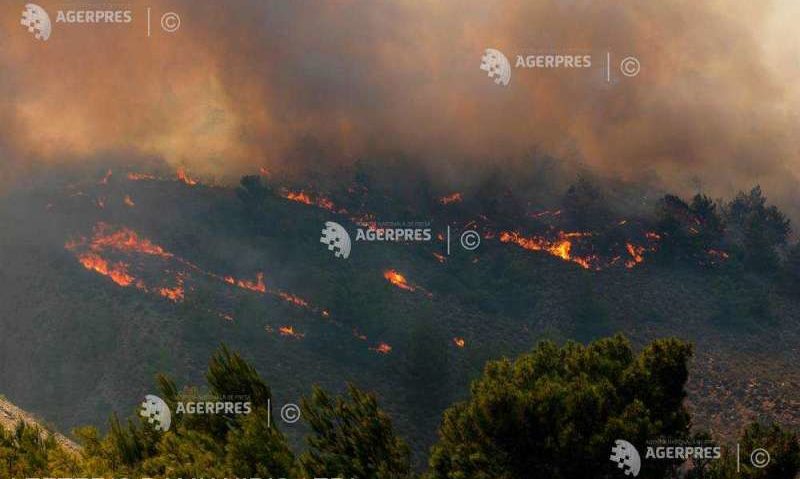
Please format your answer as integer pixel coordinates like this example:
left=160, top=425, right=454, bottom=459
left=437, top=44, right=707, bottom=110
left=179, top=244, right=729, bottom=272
left=0, top=163, right=798, bottom=460
left=0, top=396, right=80, bottom=454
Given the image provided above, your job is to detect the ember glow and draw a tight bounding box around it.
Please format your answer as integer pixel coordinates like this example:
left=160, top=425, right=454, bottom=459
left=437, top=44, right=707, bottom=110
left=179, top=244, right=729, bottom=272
left=625, top=243, right=646, bottom=269
left=439, top=192, right=463, bottom=205
left=383, top=269, right=415, bottom=291
left=370, top=342, right=392, bottom=354
left=159, top=282, right=185, bottom=303
left=453, top=337, right=466, bottom=348
left=123, top=195, right=135, bottom=207
left=127, top=172, right=157, bottom=181
left=278, top=325, right=305, bottom=339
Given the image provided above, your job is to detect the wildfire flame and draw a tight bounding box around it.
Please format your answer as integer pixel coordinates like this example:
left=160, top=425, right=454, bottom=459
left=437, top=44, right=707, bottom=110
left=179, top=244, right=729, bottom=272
left=499, top=231, right=595, bottom=270
left=176, top=168, right=198, bottom=186
left=75, top=252, right=134, bottom=287
left=99, top=169, right=112, bottom=185
left=383, top=269, right=415, bottom=291
left=123, top=195, right=135, bottom=207
left=159, top=283, right=185, bottom=302
left=278, top=325, right=305, bottom=339
left=65, top=223, right=323, bottom=315
left=282, top=189, right=339, bottom=212
left=625, top=243, right=646, bottom=268
left=236, top=272, right=267, bottom=294
left=453, top=337, right=466, bottom=348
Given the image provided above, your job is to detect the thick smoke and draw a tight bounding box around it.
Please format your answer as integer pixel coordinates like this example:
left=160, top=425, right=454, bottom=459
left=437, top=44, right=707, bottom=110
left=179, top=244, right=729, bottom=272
left=1, top=0, right=798, bottom=216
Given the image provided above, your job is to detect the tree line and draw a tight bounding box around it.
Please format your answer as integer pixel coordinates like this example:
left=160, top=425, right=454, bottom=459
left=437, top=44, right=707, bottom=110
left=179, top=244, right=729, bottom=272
left=2, top=339, right=798, bottom=478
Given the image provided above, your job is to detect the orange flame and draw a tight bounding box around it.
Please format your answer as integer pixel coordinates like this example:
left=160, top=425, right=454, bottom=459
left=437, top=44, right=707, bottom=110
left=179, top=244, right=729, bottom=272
left=176, top=168, right=198, bottom=186
left=123, top=195, right=135, bottom=207
left=432, top=252, right=446, bottom=263
left=383, top=269, right=415, bottom=291
left=236, top=272, right=266, bottom=294
left=88, top=223, right=173, bottom=258
left=67, top=224, right=323, bottom=314
left=284, top=190, right=313, bottom=205
left=76, top=253, right=134, bottom=287
left=158, top=284, right=185, bottom=302
left=625, top=243, right=646, bottom=268
left=499, top=231, right=594, bottom=269
left=278, top=325, right=305, bottom=339
left=99, top=169, right=112, bottom=185
left=282, top=189, right=339, bottom=212
left=453, top=337, right=466, bottom=348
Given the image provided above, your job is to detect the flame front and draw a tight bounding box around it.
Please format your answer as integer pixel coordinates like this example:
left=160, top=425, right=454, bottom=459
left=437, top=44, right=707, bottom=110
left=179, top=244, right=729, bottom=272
left=75, top=252, right=134, bottom=287
left=499, top=231, right=595, bottom=270
left=65, top=223, right=323, bottom=316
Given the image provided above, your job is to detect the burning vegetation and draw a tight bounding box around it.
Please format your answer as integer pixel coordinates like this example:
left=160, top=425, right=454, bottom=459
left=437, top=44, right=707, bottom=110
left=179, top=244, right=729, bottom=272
left=383, top=269, right=415, bottom=292
left=499, top=231, right=597, bottom=270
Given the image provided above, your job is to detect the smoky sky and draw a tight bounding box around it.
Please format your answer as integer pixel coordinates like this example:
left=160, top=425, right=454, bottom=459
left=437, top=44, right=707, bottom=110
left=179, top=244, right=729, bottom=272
left=1, top=0, right=799, bottom=217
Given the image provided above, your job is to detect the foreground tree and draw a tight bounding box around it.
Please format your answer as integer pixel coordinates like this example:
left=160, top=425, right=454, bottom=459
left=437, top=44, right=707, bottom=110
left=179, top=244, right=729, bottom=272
left=300, top=384, right=413, bottom=479
left=427, top=335, right=693, bottom=479
left=76, top=345, right=295, bottom=478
